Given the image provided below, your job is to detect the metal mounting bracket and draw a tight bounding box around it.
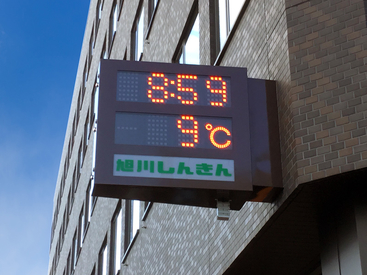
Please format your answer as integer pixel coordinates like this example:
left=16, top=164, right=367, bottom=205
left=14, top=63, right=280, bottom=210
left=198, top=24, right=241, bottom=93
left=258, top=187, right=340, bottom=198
left=217, top=201, right=230, bottom=221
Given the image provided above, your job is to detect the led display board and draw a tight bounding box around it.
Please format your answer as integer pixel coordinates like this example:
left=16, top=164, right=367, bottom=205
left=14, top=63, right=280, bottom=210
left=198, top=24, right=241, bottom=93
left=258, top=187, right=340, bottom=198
left=115, top=112, right=233, bottom=149
left=117, top=71, right=231, bottom=106
left=93, top=60, right=282, bottom=210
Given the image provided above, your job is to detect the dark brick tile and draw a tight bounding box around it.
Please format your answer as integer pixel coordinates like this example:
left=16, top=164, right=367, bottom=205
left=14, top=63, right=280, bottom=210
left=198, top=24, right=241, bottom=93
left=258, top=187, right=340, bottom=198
left=327, top=97, right=340, bottom=106
left=322, top=121, right=336, bottom=130
left=331, top=73, right=344, bottom=82
left=354, top=144, right=367, bottom=154
left=307, top=110, right=320, bottom=119
left=350, top=112, right=364, bottom=122
left=294, top=114, right=307, bottom=123
left=315, top=115, right=328, bottom=125
left=331, top=142, right=345, bottom=151
left=310, top=140, right=323, bottom=149
left=342, top=107, right=356, bottom=116
left=319, top=161, right=332, bottom=170
left=302, top=134, right=316, bottom=143
left=311, top=155, right=324, bottom=165
left=325, top=152, right=339, bottom=161
left=329, top=126, right=343, bottom=136
left=352, top=128, right=366, bottom=138
left=304, top=149, right=317, bottom=158
left=347, top=154, right=361, bottom=163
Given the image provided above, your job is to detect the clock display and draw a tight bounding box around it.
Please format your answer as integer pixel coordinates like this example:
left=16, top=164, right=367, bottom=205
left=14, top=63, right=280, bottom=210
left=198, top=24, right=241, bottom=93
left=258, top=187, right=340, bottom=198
left=117, top=71, right=231, bottom=107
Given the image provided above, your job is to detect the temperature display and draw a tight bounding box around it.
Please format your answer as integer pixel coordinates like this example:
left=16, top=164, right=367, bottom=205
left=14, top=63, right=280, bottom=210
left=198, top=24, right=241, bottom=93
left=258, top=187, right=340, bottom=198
left=115, top=112, right=232, bottom=150
left=117, top=71, right=231, bottom=107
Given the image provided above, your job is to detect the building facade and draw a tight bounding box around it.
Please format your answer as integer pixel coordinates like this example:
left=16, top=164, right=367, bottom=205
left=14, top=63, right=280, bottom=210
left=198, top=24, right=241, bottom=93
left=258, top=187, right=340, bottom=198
left=48, top=0, right=367, bottom=274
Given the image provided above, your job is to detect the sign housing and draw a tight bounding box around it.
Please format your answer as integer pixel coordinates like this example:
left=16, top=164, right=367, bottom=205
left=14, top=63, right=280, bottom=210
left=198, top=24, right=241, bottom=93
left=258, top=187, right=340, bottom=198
left=93, top=60, right=282, bottom=210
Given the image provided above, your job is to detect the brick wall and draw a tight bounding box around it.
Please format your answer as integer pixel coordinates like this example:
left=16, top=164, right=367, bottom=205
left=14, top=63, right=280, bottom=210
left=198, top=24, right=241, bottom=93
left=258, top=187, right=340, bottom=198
left=285, top=0, right=367, bottom=186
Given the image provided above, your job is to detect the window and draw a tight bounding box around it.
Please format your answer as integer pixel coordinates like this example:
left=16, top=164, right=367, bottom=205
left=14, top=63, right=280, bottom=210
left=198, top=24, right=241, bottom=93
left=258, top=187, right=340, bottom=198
left=89, top=41, right=106, bottom=214
left=90, top=39, right=105, bottom=138
left=131, top=4, right=144, bottom=61
left=56, top=235, right=61, bottom=264
left=148, top=0, right=159, bottom=23
left=68, top=188, right=73, bottom=214
left=146, top=0, right=159, bottom=38
left=72, top=167, right=77, bottom=194
left=98, top=241, right=108, bottom=275
left=61, top=175, right=65, bottom=196
left=78, top=206, right=85, bottom=250
left=90, top=83, right=97, bottom=136
left=65, top=212, right=69, bottom=238
left=56, top=192, right=61, bottom=218
left=90, top=81, right=98, bottom=212
left=97, top=39, right=108, bottom=83
left=76, top=92, right=82, bottom=140
left=102, top=39, right=108, bottom=61
left=63, top=211, right=68, bottom=240
left=84, top=112, right=90, bottom=151
left=66, top=251, right=71, bottom=275
left=96, top=0, right=103, bottom=33
left=91, top=110, right=98, bottom=208
left=68, top=139, right=72, bottom=160
left=142, top=201, right=153, bottom=221
left=173, top=4, right=199, bottom=65
left=50, top=219, right=55, bottom=245
left=85, top=180, right=92, bottom=224
left=119, top=0, right=124, bottom=12
left=67, top=140, right=72, bottom=173
left=78, top=141, right=83, bottom=175
left=217, top=0, right=245, bottom=50
left=111, top=204, right=122, bottom=275
left=131, top=200, right=140, bottom=241
left=72, top=230, right=78, bottom=270
left=82, top=62, right=88, bottom=103
left=88, top=28, right=95, bottom=69
left=91, top=177, right=98, bottom=212
left=52, top=257, right=56, bottom=275
left=76, top=92, right=81, bottom=127
left=72, top=114, right=77, bottom=139
left=109, top=0, right=118, bottom=49
left=125, top=200, right=140, bottom=251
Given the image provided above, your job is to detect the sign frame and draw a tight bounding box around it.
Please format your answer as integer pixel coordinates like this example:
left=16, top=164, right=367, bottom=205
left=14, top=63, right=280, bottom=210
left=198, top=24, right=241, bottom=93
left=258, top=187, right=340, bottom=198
left=93, top=60, right=281, bottom=209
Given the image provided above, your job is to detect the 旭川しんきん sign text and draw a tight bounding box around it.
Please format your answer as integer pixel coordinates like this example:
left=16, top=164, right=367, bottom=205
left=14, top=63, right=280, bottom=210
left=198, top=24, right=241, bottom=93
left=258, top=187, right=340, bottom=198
left=113, top=155, right=234, bottom=181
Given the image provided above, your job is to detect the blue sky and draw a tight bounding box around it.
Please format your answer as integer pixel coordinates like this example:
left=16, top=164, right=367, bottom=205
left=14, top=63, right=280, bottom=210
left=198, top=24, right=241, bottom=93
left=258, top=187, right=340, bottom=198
left=0, top=1, right=89, bottom=274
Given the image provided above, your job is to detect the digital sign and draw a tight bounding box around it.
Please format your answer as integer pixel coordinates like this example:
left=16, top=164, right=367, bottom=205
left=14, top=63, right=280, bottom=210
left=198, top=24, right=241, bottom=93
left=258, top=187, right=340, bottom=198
left=115, top=69, right=235, bottom=153
left=93, top=60, right=282, bottom=210
left=117, top=71, right=231, bottom=106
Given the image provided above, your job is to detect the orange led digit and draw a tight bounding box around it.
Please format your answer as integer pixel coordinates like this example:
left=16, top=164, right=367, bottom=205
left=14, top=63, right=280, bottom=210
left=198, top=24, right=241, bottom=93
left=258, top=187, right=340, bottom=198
left=177, top=74, right=198, bottom=105
left=147, top=73, right=168, bottom=103
left=207, top=76, right=228, bottom=107
left=177, top=115, right=199, bottom=148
